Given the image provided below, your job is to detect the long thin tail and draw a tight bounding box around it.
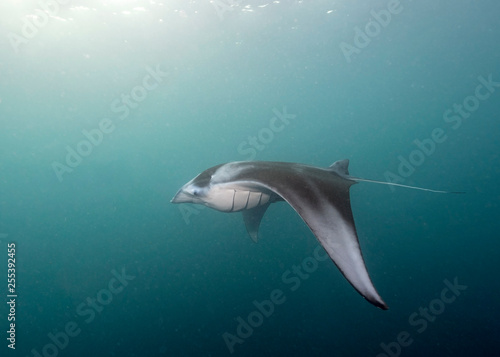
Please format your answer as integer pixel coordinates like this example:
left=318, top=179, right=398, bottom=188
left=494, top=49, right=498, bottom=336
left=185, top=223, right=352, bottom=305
left=351, top=177, right=465, bottom=194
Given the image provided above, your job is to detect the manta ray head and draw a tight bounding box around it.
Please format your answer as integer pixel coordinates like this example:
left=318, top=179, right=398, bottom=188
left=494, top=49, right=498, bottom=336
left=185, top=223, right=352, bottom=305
left=171, top=180, right=240, bottom=211
left=170, top=180, right=207, bottom=205
left=171, top=163, right=273, bottom=212
left=171, top=164, right=223, bottom=207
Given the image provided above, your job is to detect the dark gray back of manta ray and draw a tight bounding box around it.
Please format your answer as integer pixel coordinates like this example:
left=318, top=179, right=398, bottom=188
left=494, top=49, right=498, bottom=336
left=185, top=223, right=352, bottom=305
left=233, top=160, right=388, bottom=310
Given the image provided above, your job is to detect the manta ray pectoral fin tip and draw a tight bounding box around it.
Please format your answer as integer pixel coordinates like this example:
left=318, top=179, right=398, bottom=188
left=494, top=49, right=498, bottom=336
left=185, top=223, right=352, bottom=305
left=242, top=203, right=270, bottom=244
left=361, top=279, right=389, bottom=310
left=250, top=232, right=259, bottom=243
left=378, top=301, right=389, bottom=310
left=365, top=296, right=389, bottom=310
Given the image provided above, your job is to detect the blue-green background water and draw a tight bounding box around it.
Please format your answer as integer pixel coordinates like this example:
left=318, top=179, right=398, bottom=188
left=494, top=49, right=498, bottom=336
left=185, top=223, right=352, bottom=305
left=1, top=0, right=499, bottom=356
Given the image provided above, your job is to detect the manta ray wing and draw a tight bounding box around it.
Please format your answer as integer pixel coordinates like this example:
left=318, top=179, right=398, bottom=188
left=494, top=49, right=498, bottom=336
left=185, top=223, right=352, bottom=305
left=242, top=202, right=271, bottom=243
left=229, top=161, right=388, bottom=310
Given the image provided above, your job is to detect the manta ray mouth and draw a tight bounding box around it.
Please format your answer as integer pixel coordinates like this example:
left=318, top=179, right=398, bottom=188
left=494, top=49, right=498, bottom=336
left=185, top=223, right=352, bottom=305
left=171, top=189, right=192, bottom=203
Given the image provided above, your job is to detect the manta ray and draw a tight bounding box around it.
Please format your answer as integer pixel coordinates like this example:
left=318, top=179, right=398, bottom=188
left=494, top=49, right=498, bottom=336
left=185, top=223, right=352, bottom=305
left=171, top=160, right=460, bottom=310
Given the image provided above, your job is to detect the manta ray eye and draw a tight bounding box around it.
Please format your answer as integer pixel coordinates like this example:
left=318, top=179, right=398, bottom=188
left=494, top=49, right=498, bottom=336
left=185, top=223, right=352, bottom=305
left=190, top=187, right=201, bottom=196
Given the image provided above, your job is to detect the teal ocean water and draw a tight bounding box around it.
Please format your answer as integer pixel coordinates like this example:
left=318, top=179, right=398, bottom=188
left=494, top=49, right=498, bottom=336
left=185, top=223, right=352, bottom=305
left=1, top=0, right=499, bottom=356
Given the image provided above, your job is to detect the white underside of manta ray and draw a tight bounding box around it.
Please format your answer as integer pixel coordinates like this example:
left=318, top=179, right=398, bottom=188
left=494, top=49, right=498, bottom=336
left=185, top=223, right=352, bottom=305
left=171, top=160, right=462, bottom=310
